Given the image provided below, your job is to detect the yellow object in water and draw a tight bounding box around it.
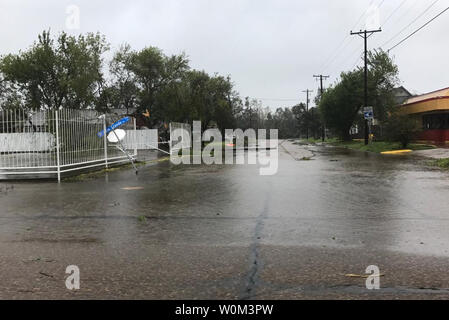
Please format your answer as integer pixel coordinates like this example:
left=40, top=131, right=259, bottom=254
left=381, top=149, right=412, bottom=155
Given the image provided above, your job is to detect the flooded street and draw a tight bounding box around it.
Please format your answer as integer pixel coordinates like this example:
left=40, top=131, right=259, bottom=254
left=2, top=141, right=449, bottom=299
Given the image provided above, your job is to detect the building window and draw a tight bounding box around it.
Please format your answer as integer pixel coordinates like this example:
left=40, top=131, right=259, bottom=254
left=423, top=114, right=449, bottom=130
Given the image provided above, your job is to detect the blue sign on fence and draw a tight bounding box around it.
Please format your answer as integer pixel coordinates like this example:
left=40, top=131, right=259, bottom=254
left=97, top=117, right=130, bottom=138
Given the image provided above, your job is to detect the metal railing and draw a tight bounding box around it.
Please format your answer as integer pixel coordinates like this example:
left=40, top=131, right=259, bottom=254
left=0, top=109, right=137, bottom=181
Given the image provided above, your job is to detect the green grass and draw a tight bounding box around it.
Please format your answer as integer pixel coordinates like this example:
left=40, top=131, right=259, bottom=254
left=333, top=141, right=401, bottom=153
left=294, top=138, right=435, bottom=154
left=138, top=215, right=147, bottom=223
left=63, top=157, right=170, bottom=182
left=293, top=137, right=436, bottom=154
left=295, top=138, right=339, bottom=145
left=329, top=140, right=436, bottom=153
left=433, top=158, right=449, bottom=169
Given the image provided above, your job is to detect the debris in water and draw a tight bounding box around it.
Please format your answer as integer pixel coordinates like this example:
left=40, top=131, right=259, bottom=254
left=121, top=187, right=144, bottom=191
left=344, top=273, right=385, bottom=278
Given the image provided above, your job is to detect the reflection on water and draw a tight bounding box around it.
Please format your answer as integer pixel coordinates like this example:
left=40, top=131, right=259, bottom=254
left=1, top=144, right=449, bottom=257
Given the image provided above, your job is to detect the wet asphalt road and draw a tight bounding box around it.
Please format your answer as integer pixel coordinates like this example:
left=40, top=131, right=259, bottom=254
left=1, top=141, right=449, bottom=299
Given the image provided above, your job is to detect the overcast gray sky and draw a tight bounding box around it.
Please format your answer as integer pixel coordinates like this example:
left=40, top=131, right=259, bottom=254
left=1, top=0, right=448, bottom=109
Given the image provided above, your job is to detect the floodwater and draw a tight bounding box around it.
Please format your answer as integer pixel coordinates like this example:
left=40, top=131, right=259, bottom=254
left=1, top=140, right=449, bottom=299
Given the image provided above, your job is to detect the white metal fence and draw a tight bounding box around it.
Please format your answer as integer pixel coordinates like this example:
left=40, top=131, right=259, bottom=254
left=0, top=109, right=137, bottom=181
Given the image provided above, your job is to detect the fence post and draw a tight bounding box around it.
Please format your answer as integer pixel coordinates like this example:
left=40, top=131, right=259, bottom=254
left=133, top=117, right=137, bottom=157
left=103, top=115, right=108, bottom=169
left=55, top=110, right=61, bottom=182
left=169, top=122, right=172, bottom=157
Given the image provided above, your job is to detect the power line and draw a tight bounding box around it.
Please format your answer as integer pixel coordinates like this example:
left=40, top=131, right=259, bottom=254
left=372, top=0, right=420, bottom=49
left=265, top=4, right=447, bottom=108
left=349, top=45, right=364, bottom=70
left=254, top=98, right=302, bottom=102
left=322, top=0, right=386, bottom=74
left=320, top=0, right=378, bottom=73
left=351, top=0, right=383, bottom=32
left=388, top=5, right=449, bottom=51
left=381, top=0, right=408, bottom=27
left=321, top=38, right=355, bottom=73
left=381, top=0, right=440, bottom=48
left=381, top=0, right=420, bottom=32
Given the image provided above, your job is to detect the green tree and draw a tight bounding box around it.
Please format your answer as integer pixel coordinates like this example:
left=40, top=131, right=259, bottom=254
left=208, top=75, right=237, bottom=132
left=367, top=50, right=399, bottom=122
left=0, top=30, right=109, bottom=110
left=319, top=70, right=363, bottom=140
left=148, top=68, right=238, bottom=133
left=0, top=74, right=24, bottom=110
left=103, top=44, right=140, bottom=113
left=269, top=107, right=297, bottom=139
left=127, top=47, right=189, bottom=123
left=319, top=50, right=399, bottom=140
left=292, top=103, right=322, bottom=139
left=238, top=97, right=262, bottom=130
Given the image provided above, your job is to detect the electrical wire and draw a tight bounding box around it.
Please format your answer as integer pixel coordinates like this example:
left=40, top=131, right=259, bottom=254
left=320, top=0, right=378, bottom=73
left=381, top=0, right=408, bottom=27
left=253, top=98, right=302, bottom=102
left=381, top=0, right=440, bottom=48
left=322, top=0, right=386, bottom=75
left=388, top=5, right=449, bottom=51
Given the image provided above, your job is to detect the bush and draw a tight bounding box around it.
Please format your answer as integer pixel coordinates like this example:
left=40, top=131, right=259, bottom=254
left=382, top=112, right=420, bottom=148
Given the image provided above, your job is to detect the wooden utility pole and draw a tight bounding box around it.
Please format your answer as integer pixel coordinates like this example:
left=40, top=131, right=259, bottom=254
left=313, top=74, right=329, bottom=142
left=350, top=28, right=381, bottom=145
left=302, top=89, right=313, bottom=140
left=302, top=89, right=313, bottom=112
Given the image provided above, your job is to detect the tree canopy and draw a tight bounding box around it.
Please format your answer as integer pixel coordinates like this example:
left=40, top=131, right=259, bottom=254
left=0, top=31, right=404, bottom=139
left=319, top=50, right=399, bottom=140
left=0, top=30, right=240, bottom=132
left=0, top=30, right=109, bottom=111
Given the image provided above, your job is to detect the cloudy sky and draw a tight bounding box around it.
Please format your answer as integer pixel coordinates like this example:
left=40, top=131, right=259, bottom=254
left=1, top=0, right=448, bottom=109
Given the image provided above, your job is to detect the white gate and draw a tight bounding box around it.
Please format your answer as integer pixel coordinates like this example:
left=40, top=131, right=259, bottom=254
left=0, top=109, right=137, bottom=181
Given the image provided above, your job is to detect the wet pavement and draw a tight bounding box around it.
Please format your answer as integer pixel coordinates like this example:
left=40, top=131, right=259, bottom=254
left=1, top=141, right=449, bottom=299
left=414, top=147, right=449, bottom=159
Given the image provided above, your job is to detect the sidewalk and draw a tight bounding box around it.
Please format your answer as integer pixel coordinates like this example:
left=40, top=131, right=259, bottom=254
left=413, top=148, right=449, bottom=159
left=280, top=140, right=315, bottom=160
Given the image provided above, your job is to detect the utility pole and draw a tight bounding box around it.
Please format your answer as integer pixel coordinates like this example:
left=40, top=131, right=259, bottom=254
left=245, top=97, right=252, bottom=129
left=302, top=89, right=313, bottom=140
left=313, top=74, right=329, bottom=142
left=302, top=89, right=313, bottom=112
left=350, top=28, right=381, bottom=145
